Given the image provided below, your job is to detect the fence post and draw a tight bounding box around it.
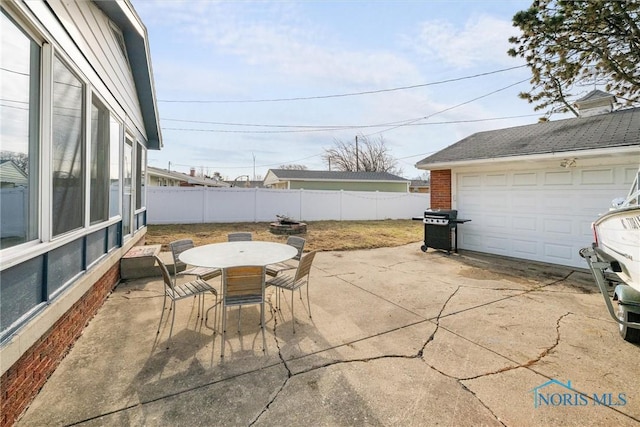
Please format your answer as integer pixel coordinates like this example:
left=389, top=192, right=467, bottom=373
left=299, top=188, right=303, bottom=221
left=340, top=190, right=343, bottom=221
left=202, top=187, right=207, bottom=224
left=254, top=188, right=258, bottom=223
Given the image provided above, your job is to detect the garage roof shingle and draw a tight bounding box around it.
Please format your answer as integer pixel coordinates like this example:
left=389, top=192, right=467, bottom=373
left=417, top=107, right=640, bottom=167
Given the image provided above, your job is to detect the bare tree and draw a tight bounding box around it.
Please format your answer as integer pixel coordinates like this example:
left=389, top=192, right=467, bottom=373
left=278, top=164, right=308, bottom=170
left=322, top=135, right=402, bottom=175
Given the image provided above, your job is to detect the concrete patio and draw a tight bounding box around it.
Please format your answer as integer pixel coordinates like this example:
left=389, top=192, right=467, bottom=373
left=16, top=244, right=640, bottom=426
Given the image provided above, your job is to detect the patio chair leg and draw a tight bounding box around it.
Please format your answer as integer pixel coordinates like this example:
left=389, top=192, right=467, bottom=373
left=291, top=289, right=295, bottom=334
left=261, top=302, right=266, bottom=352
left=167, top=300, right=176, bottom=349
left=205, top=294, right=219, bottom=333
left=156, top=293, right=168, bottom=335
left=221, top=305, right=227, bottom=358
left=306, top=284, right=312, bottom=319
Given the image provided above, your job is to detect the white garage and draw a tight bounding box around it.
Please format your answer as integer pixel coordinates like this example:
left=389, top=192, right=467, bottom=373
left=454, top=161, right=638, bottom=268
left=416, top=92, right=640, bottom=269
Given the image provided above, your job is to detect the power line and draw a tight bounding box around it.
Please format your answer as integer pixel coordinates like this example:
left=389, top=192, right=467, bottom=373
left=160, top=78, right=531, bottom=135
left=160, top=117, right=415, bottom=129
left=161, top=112, right=538, bottom=135
left=157, top=65, right=528, bottom=104
left=365, top=78, right=530, bottom=137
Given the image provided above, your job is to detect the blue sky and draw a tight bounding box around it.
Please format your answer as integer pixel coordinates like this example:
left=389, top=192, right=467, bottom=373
left=132, top=0, right=571, bottom=180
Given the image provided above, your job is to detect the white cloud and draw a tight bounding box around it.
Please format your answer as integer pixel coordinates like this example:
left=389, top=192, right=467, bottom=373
left=407, top=14, right=519, bottom=68
left=138, top=1, right=421, bottom=90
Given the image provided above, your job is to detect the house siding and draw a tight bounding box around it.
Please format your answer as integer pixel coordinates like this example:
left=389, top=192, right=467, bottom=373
left=288, top=181, right=407, bottom=192
left=43, top=0, right=146, bottom=140
left=1, top=1, right=160, bottom=425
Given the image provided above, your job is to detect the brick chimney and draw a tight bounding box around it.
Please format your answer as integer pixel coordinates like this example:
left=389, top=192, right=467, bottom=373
left=190, top=167, right=196, bottom=177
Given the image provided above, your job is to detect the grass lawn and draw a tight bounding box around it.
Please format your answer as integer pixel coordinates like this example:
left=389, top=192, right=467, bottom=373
left=145, top=220, right=423, bottom=252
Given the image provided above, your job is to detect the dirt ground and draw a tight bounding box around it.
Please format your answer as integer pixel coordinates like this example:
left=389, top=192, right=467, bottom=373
left=145, top=219, right=424, bottom=252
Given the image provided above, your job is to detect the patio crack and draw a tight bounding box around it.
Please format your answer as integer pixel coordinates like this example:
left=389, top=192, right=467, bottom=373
left=249, top=297, right=292, bottom=426
left=418, top=285, right=461, bottom=357
left=250, top=286, right=463, bottom=425
left=459, top=312, right=571, bottom=381
left=251, top=272, right=574, bottom=425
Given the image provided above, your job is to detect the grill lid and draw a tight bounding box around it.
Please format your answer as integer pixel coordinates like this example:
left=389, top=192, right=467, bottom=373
left=423, top=209, right=458, bottom=225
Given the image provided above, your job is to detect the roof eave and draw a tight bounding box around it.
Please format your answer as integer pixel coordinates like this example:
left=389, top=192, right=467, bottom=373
left=416, top=145, right=640, bottom=170
left=282, top=177, right=410, bottom=184
left=93, top=0, right=162, bottom=150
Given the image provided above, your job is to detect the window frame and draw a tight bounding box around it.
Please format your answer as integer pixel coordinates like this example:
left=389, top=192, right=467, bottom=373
left=89, top=93, right=111, bottom=225
left=0, top=7, right=43, bottom=252
left=0, top=3, right=150, bottom=340
left=50, top=51, right=86, bottom=238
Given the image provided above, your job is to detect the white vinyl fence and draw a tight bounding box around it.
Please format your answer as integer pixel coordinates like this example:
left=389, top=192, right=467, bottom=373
left=1, top=187, right=27, bottom=238
left=147, top=187, right=430, bottom=224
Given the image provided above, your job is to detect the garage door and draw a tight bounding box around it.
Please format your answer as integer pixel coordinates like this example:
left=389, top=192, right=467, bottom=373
left=456, top=165, right=637, bottom=268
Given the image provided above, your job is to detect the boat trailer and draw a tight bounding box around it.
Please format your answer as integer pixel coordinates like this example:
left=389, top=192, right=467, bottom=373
left=580, top=245, right=640, bottom=343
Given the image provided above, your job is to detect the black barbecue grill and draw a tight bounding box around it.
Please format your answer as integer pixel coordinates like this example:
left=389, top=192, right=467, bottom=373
left=413, top=209, right=470, bottom=254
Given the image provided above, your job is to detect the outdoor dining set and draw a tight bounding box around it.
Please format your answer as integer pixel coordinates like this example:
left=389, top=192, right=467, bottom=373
left=153, top=233, right=316, bottom=357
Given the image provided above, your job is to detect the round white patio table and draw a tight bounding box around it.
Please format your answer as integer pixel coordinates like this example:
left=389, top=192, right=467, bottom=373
left=178, top=241, right=297, bottom=269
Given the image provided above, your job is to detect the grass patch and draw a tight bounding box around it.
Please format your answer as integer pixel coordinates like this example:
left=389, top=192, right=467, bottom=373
left=146, top=220, right=423, bottom=252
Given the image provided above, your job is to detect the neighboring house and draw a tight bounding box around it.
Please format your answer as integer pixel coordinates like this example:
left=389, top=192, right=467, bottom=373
left=409, top=179, right=430, bottom=193
left=416, top=90, right=640, bottom=269
left=264, top=169, right=411, bottom=192
left=147, top=166, right=230, bottom=187
left=0, top=1, right=161, bottom=425
left=0, top=160, right=28, bottom=187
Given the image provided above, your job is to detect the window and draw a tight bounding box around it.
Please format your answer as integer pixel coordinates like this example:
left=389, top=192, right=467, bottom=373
left=135, top=142, right=146, bottom=210
left=0, top=10, right=40, bottom=249
left=109, top=117, right=121, bottom=218
left=90, top=96, right=109, bottom=224
left=122, top=139, right=132, bottom=237
left=52, top=54, right=84, bottom=236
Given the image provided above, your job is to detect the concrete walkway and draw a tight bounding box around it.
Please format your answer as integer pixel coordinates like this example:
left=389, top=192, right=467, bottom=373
left=16, top=244, right=640, bottom=426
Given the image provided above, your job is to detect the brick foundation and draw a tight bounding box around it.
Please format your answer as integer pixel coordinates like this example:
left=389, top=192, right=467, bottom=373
left=1, top=263, right=120, bottom=427
left=430, top=169, right=452, bottom=209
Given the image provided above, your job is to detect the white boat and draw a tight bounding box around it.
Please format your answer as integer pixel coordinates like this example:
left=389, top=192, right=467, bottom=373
left=592, top=169, right=640, bottom=292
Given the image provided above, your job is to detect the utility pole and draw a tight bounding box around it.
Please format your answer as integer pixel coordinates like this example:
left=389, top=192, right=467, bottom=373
left=355, top=135, right=359, bottom=171
left=168, top=161, right=171, bottom=172
left=252, top=153, right=256, bottom=181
